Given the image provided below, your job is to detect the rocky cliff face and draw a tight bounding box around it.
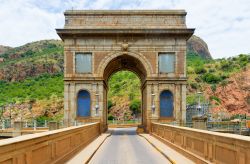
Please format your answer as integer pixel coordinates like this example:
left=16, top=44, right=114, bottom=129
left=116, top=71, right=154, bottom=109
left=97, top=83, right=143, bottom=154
left=187, top=35, right=212, bottom=59
left=206, top=66, right=250, bottom=115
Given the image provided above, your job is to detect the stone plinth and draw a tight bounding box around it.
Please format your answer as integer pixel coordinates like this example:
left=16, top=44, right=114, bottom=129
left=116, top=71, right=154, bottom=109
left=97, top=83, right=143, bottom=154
left=192, top=116, right=207, bottom=130
left=49, top=121, right=59, bottom=131
left=13, top=121, right=23, bottom=137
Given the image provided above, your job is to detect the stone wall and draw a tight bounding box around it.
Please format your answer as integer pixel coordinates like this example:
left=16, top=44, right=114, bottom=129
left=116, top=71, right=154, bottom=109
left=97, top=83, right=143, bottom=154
left=151, top=122, right=250, bottom=164
left=0, top=123, right=100, bottom=164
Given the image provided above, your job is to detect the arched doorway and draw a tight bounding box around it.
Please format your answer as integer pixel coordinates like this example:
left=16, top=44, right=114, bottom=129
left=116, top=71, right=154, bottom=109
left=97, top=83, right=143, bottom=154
left=160, top=90, right=174, bottom=117
left=77, top=90, right=91, bottom=117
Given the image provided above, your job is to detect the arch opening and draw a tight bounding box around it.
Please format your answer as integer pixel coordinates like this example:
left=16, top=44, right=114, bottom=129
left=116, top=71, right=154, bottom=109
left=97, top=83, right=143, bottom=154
left=107, top=71, right=142, bottom=124
left=103, top=54, right=147, bottom=126
left=160, top=90, right=174, bottom=117
left=103, top=54, right=147, bottom=84
left=77, top=90, right=91, bottom=117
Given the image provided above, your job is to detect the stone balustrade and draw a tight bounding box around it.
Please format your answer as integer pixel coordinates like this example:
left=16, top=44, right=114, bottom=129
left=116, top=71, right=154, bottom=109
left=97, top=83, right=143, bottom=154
left=151, top=122, right=250, bottom=164
left=0, top=122, right=100, bottom=164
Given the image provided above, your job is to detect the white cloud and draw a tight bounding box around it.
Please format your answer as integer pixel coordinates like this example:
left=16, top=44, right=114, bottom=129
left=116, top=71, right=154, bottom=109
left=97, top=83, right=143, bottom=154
left=0, top=0, right=249, bottom=58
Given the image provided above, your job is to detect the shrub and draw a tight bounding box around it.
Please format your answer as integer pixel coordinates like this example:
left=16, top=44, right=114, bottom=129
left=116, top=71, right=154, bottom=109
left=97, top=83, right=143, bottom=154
left=108, top=100, right=114, bottom=110
left=208, top=68, right=216, bottom=73
left=195, top=66, right=207, bottom=74
left=195, top=77, right=202, bottom=82
left=220, top=80, right=229, bottom=88
left=202, top=73, right=222, bottom=84
left=36, top=116, right=53, bottom=126
left=210, top=84, right=217, bottom=93
left=220, top=73, right=229, bottom=80
left=108, top=114, right=115, bottom=120
left=220, top=60, right=234, bottom=71
left=129, top=99, right=141, bottom=114
left=190, top=83, right=198, bottom=89
left=209, top=96, right=221, bottom=104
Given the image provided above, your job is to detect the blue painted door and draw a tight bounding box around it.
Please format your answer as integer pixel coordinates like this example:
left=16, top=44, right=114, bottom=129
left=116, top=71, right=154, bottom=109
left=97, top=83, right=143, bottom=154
left=160, top=91, right=173, bottom=117
left=77, top=90, right=90, bottom=117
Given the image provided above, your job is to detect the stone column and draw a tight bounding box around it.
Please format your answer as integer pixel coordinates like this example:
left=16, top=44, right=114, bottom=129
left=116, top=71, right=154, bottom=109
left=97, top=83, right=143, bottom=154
left=181, top=84, right=187, bottom=124
left=13, top=121, right=23, bottom=137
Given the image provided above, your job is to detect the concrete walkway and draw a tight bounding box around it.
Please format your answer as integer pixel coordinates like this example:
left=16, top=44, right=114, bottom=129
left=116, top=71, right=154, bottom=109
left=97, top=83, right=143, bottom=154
left=66, top=133, right=111, bottom=164
left=67, top=127, right=194, bottom=164
left=89, top=128, right=171, bottom=164
left=140, top=134, right=194, bottom=164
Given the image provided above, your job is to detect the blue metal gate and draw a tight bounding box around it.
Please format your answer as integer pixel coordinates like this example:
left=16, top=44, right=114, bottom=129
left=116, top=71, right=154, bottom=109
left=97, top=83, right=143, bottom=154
left=160, top=90, right=173, bottom=117
left=77, top=90, right=90, bottom=117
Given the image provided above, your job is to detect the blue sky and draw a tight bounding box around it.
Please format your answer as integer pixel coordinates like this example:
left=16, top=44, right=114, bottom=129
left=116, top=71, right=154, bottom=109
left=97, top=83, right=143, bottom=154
left=0, top=0, right=250, bottom=59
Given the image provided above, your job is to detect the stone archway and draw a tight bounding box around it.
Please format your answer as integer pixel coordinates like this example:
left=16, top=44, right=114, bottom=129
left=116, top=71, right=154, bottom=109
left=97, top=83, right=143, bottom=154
left=101, top=52, right=150, bottom=128
left=57, top=10, right=194, bottom=132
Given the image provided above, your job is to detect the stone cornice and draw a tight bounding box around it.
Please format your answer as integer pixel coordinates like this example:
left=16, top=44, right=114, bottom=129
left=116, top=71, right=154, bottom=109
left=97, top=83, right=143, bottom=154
left=64, top=10, right=187, bottom=16
left=56, top=28, right=195, bottom=40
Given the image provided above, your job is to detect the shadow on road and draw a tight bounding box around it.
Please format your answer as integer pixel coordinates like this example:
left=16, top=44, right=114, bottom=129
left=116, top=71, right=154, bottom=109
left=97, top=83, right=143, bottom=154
left=109, top=127, right=137, bottom=135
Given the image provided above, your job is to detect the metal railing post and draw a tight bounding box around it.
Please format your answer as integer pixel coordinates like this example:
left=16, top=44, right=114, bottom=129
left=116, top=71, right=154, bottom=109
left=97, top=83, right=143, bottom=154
left=2, top=120, right=5, bottom=130
left=33, top=120, right=37, bottom=130
left=44, top=120, right=47, bottom=127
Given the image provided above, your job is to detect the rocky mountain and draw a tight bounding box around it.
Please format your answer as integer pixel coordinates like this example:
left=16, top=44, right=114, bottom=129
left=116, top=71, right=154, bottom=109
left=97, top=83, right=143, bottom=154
left=205, top=67, right=250, bottom=115
left=187, top=35, right=212, bottom=59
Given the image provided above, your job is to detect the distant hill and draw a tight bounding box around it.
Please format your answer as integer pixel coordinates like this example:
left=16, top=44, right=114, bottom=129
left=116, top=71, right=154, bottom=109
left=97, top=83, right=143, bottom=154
left=0, top=45, right=12, bottom=55
left=0, top=40, right=63, bottom=81
left=0, top=36, right=249, bottom=122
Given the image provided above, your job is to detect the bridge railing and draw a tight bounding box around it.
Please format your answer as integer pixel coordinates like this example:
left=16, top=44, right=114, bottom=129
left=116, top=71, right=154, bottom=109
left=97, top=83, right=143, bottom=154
left=151, top=122, right=250, bottom=164
left=0, top=122, right=100, bottom=163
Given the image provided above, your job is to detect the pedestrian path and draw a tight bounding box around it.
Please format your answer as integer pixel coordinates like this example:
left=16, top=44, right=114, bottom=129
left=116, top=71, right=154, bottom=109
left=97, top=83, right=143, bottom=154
left=140, top=133, right=194, bottom=164
left=66, top=133, right=111, bottom=164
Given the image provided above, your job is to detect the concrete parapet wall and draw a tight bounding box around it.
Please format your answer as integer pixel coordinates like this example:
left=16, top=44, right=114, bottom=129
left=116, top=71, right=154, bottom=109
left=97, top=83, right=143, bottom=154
left=151, top=122, right=250, bottom=164
left=0, top=122, right=100, bottom=164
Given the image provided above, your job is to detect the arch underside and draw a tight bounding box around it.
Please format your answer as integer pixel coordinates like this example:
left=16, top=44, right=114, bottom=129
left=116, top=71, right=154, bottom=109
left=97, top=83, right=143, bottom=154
left=103, top=54, right=147, bottom=84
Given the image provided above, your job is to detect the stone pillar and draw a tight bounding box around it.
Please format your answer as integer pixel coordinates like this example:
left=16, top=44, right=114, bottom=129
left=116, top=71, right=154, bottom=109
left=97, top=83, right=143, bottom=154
left=49, top=121, right=59, bottom=131
left=192, top=116, right=207, bottom=130
left=13, top=121, right=23, bottom=137
left=181, top=84, right=187, bottom=125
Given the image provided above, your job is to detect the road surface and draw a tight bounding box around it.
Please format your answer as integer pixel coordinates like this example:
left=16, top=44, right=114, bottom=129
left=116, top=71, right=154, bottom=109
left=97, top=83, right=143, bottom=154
left=88, top=127, right=171, bottom=164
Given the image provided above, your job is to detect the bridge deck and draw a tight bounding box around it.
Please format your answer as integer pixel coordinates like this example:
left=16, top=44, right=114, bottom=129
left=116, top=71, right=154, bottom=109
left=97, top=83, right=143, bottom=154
left=68, top=127, right=193, bottom=164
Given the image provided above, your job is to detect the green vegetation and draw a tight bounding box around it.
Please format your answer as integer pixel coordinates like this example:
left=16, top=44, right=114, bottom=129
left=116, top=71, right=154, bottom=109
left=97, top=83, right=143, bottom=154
left=108, top=71, right=141, bottom=99
left=107, top=71, right=141, bottom=119
left=209, top=96, right=221, bottom=104
left=129, top=99, right=141, bottom=115
left=0, top=41, right=63, bottom=69
left=202, top=73, right=222, bottom=84
left=0, top=73, right=63, bottom=105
